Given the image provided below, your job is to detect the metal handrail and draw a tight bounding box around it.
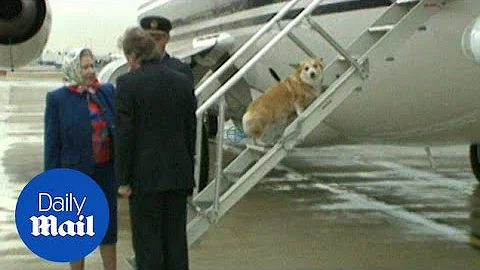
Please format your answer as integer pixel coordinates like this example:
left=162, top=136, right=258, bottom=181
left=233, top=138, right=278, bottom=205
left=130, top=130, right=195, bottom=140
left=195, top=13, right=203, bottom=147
left=192, top=0, right=325, bottom=202
left=213, top=98, right=226, bottom=214
left=194, top=0, right=302, bottom=98
left=196, top=0, right=324, bottom=117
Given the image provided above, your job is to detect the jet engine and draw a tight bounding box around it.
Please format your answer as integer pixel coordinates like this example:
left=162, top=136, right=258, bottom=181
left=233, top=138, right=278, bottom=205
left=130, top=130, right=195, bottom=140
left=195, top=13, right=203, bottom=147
left=0, top=0, right=52, bottom=69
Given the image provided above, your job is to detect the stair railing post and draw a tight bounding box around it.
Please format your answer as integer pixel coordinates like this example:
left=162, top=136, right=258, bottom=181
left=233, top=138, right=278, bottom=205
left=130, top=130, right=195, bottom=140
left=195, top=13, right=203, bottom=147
left=193, top=111, right=204, bottom=197
left=213, top=97, right=226, bottom=216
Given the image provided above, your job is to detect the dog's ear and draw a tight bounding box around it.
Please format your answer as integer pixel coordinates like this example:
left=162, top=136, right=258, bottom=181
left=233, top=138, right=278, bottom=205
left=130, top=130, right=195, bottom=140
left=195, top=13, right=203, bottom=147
left=289, top=63, right=299, bottom=69
left=316, top=57, right=324, bottom=63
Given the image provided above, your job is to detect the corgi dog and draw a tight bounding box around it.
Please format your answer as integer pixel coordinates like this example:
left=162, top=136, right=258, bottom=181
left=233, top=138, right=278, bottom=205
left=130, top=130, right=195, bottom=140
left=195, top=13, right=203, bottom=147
left=242, top=57, right=324, bottom=145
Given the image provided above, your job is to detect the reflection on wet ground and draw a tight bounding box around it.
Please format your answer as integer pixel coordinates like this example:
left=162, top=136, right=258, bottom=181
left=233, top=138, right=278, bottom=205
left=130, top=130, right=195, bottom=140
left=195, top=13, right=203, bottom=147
left=1, top=80, right=480, bottom=269
left=188, top=145, right=480, bottom=269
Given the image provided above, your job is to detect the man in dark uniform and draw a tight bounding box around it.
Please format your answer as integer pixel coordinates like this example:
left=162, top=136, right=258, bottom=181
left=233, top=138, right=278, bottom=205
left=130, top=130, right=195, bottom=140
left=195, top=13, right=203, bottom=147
left=116, top=27, right=194, bottom=270
left=140, top=16, right=209, bottom=193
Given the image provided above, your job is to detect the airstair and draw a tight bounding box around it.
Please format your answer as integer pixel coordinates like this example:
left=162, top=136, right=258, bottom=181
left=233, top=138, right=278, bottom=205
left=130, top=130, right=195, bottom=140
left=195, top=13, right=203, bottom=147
left=188, top=0, right=451, bottom=246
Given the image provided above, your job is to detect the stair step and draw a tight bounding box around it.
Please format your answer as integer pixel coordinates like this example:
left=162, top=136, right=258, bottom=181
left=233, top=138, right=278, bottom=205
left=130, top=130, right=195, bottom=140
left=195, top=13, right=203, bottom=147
left=368, top=24, right=395, bottom=33
left=245, top=143, right=271, bottom=153
left=190, top=200, right=213, bottom=213
left=337, top=55, right=360, bottom=62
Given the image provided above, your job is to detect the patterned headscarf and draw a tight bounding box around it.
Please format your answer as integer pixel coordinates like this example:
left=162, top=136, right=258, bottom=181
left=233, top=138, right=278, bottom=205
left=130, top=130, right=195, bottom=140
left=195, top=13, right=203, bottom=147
left=62, top=50, right=84, bottom=86
left=62, top=48, right=100, bottom=92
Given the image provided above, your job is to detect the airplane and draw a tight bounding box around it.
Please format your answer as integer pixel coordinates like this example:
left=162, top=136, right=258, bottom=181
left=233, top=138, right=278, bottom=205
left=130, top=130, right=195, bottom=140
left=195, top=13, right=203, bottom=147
left=3, top=0, right=480, bottom=175
left=127, top=0, right=480, bottom=181
left=4, top=0, right=480, bottom=166
left=4, top=0, right=480, bottom=260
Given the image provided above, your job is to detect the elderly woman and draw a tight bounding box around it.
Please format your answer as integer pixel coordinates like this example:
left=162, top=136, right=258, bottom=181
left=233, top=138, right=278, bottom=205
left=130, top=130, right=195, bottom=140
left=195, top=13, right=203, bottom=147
left=44, top=48, right=117, bottom=270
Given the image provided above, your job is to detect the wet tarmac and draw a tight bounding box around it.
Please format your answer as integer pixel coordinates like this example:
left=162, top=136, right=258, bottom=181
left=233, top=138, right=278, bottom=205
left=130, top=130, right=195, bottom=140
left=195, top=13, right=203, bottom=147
left=1, top=79, right=480, bottom=269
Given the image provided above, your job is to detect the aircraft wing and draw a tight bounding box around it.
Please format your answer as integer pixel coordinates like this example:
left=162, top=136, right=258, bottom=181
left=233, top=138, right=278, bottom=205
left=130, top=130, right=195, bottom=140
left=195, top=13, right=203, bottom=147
left=97, top=42, right=214, bottom=84
left=96, top=43, right=213, bottom=85
left=98, top=33, right=234, bottom=84
left=168, top=33, right=224, bottom=63
left=97, top=58, right=128, bottom=85
left=169, top=41, right=216, bottom=63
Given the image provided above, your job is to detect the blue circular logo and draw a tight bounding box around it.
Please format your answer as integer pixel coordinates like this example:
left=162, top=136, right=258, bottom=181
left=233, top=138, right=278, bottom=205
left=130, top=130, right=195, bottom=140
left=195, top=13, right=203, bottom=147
left=226, top=126, right=245, bottom=144
left=15, top=169, right=109, bottom=262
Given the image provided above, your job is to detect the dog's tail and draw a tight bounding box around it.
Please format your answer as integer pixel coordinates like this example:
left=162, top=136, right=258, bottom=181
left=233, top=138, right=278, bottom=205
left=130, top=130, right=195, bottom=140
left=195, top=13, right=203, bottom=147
left=268, top=68, right=281, bottom=82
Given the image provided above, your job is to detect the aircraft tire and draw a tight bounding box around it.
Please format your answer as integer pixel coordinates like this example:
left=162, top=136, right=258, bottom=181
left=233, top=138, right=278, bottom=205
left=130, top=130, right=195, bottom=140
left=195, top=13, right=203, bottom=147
left=469, top=144, right=480, bottom=182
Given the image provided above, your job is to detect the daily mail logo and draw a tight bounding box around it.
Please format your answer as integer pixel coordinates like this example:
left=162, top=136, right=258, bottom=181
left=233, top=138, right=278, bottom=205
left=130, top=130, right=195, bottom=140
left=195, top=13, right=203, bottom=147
left=16, top=169, right=109, bottom=263
left=30, top=193, right=94, bottom=237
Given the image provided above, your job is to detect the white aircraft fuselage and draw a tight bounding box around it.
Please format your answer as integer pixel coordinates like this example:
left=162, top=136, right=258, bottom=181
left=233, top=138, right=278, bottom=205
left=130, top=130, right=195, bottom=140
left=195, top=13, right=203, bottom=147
left=139, top=0, right=480, bottom=147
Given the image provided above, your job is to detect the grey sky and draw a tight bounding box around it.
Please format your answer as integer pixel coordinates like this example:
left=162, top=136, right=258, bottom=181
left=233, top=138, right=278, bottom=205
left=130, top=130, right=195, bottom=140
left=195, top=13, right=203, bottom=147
left=45, top=0, right=146, bottom=54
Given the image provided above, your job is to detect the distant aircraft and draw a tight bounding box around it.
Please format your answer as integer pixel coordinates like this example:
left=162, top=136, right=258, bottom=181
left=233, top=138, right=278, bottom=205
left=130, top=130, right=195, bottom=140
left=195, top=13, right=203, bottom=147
left=60, top=48, right=120, bottom=68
